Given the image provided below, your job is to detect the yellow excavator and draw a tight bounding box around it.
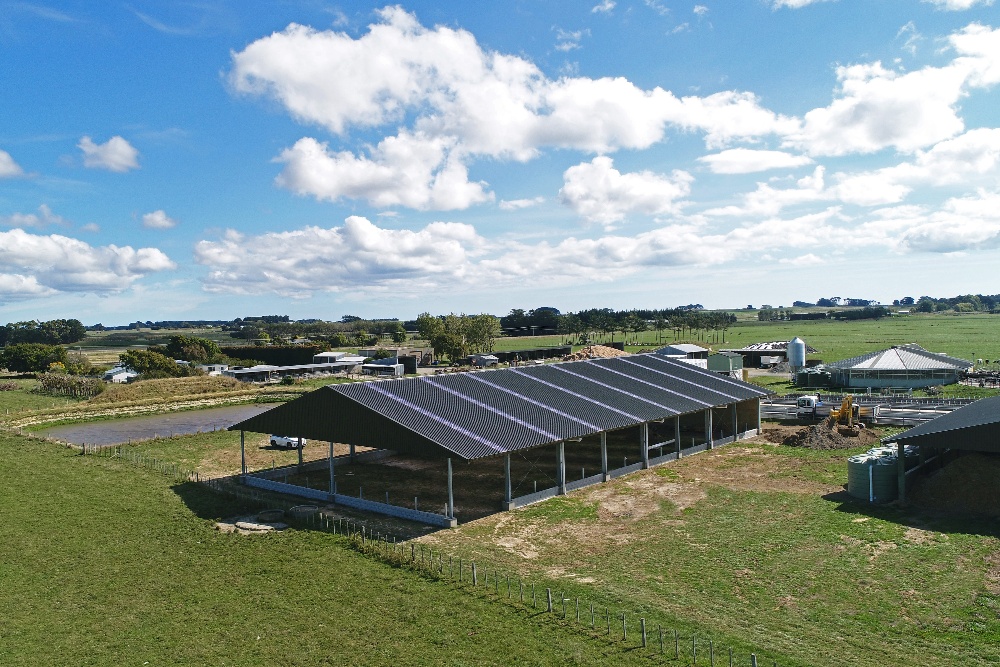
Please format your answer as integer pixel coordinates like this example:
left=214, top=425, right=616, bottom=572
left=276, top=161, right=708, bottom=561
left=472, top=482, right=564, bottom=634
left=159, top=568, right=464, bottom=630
left=828, top=396, right=861, bottom=436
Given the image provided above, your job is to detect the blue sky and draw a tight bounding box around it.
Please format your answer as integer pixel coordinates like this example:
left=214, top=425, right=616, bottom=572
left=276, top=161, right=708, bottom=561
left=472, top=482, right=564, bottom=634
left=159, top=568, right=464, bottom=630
left=2, top=0, right=999, bottom=325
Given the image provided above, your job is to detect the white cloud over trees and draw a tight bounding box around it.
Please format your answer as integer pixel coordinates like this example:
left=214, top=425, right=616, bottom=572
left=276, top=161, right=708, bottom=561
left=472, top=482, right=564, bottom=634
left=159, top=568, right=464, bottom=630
left=0, top=229, right=174, bottom=301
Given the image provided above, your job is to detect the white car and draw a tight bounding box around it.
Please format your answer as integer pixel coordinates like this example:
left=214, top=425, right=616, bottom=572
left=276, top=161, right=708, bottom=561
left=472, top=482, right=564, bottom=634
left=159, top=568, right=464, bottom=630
left=270, top=435, right=306, bottom=449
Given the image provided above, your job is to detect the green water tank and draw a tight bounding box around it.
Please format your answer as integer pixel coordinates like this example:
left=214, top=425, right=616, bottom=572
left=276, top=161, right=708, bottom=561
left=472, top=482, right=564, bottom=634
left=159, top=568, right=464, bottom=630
left=847, top=456, right=898, bottom=502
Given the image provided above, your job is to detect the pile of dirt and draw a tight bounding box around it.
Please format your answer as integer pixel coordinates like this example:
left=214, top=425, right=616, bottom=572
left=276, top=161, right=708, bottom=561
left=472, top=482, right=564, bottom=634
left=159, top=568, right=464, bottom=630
left=562, top=345, right=630, bottom=361
left=781, top=424, right=880, bottom=450
left=910, top=453, right=1000, bottom=517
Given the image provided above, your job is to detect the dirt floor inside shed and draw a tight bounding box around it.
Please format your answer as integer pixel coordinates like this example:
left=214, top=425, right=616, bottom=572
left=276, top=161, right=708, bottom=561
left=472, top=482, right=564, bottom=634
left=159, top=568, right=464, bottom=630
left=275, top=424, right=845, bottom=526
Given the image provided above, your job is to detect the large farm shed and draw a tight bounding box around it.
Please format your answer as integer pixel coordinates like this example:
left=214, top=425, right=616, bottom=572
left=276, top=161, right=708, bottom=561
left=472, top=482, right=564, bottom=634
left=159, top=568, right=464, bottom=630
left=881, top=395, right=1000, bottom=503
left=230, top=353, right=769, bottom=526
left=827, top=344, right=972, bottom=389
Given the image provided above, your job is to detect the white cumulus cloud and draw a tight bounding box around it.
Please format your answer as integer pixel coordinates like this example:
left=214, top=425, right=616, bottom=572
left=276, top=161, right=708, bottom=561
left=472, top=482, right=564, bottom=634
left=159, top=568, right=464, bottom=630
left=499, top=197, right=545, bottom=210
left=698, top=148, right=813, bottom=174
left=923, top=0, right=994, bottom=10
left=229, top=8, right=794, bottom=209
left=275, top=134, right=492, bottom=210
left=592, top=1, right=616, bottom=12
left=706, top=166, right=829, bottom=217
left=0, top=229, right=174, bottom=301
left=861, top=190, right=1000, bottom=253
left=772, top=0, right=834, bottom=8
left=785, top=23, right=1000, bottom=156
left=141, top=210, right=179, bottom=229
left=0, top=150, right=24, bottom=178
left=559, top=156, right=693, bottom=226
left=1, top=204, right=66, bottom=228
left=194, top=216, right=487, bottom=296
left=78, top=136, right=140, bottom=172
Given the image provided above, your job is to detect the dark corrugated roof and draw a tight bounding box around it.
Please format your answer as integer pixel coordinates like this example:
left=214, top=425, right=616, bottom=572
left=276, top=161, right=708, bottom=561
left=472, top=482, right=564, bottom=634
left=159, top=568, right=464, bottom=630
left=230, top=353, right=770, bottom=460
left=886, top=395, right=1000, bottom=453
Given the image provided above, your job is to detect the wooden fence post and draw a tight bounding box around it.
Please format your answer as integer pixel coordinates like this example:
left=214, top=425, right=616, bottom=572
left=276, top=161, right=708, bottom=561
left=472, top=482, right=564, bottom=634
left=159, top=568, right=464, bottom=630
left=640, top=618, right=646, bottom=648
left=546, top=588, right=553, bottom=613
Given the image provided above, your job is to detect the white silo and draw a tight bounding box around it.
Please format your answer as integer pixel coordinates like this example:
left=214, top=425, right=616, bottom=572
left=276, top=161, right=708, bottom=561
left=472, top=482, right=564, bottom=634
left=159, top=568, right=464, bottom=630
left=788, top=337, right=807, bottom=371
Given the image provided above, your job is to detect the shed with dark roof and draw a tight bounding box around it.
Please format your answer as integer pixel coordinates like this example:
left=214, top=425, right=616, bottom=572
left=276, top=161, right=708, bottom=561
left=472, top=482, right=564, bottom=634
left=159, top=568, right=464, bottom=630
left=230, top=353, right=770, bottom=524
left=879, top=395, right=1000, bottom=504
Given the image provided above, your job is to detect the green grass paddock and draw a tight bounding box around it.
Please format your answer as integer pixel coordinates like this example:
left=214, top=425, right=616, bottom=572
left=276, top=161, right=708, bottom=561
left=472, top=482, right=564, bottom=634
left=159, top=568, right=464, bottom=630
left=0, top=433, right=685, bottom=666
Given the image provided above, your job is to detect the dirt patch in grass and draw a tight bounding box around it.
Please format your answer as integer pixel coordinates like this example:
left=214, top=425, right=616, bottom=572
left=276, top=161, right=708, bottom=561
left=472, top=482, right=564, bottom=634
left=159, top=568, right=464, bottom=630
left=580, top=474, right=706, bottom=522
left=666, top=444, right=844, bottom=495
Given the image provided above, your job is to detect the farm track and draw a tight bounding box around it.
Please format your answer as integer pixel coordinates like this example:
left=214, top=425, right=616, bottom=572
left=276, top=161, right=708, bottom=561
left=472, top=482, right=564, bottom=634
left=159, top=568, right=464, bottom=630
left=1, top=388, right=304, bottom=429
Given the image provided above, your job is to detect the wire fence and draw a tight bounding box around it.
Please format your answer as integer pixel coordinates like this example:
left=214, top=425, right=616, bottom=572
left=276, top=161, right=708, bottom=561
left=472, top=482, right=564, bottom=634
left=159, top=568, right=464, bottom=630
left=78, top=439, right=786, bottom=666
left=296, top=513, right=786, bottom=666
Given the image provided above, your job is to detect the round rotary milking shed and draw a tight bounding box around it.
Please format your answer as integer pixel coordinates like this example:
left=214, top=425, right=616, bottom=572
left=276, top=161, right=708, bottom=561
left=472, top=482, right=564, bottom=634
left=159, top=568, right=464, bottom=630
left=229, top=353, right=770, bottom=526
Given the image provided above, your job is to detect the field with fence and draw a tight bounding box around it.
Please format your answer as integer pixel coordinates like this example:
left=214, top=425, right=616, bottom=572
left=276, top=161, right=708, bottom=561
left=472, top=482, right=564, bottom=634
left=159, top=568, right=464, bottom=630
left=467, top=312, right=1000, bottom=364
left=1, top=432, right=687, bottom=667
left=411, top=436, right=1000, bottom=667
left=725, top=312, right=1000, bottom=364
left=36, top=421, right=1000, bottom=667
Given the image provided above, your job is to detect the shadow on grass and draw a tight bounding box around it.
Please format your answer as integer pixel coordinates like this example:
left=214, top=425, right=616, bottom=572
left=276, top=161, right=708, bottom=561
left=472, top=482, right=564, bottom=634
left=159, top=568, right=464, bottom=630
left=823, top=489, right=1000, bottom=538
left=169, top=476, right=445, bottom=540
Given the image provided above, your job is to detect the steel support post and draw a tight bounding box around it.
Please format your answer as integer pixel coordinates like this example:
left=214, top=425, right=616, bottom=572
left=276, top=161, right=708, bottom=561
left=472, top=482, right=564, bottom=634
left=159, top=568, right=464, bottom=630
left=705, top=408, right=714, bottom=449
left=897, top=442, right=906, bottom=503
left=447, top=457, right=455, bottom=519
left=557, top=441, right=567, bottom=495
left=329, top=441, right=336, bottom=496
left=675, top=416, right=682, bottom=458
left=731, top=403, right=739, bottom=442
left=600, top=432, right=609, bottom=481
left=502, top=453, right=513, bottom=510
left=641, top=422, right=650, bottom=468
left=240, top=430, right=246, bottom=476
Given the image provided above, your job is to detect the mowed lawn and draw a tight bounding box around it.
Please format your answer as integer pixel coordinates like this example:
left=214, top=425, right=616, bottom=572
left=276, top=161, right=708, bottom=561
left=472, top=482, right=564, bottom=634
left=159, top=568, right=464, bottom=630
left=0, top=433, right=664, bottom=667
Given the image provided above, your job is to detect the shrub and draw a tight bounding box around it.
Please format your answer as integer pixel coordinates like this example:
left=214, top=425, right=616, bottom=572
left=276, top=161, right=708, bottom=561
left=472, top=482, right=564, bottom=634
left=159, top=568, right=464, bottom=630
left=0, top=343, right=68, bottom=373
left=34, top=373, right=105, bottom=398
